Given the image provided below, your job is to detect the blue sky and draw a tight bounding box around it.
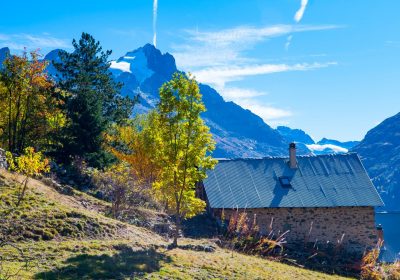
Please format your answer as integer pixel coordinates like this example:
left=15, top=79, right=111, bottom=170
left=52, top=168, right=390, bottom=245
left=1, top=0, right=399, bottom=141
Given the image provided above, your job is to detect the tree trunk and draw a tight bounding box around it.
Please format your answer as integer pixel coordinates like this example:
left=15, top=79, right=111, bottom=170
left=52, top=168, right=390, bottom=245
left=172, top=216, right=180, bottom=248
left=8, top=88, right=13, bottom=151
left=16, top=177, right=29, bottom=207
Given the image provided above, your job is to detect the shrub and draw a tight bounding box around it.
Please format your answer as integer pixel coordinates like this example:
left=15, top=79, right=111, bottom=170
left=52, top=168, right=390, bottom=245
left=224, top=210, right=287, bottom=258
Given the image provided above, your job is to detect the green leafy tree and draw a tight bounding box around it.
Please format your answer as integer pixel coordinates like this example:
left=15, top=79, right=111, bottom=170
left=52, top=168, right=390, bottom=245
left=153, top=73, right=216, bottom=247
left=54, top=32, right=135, bottom=168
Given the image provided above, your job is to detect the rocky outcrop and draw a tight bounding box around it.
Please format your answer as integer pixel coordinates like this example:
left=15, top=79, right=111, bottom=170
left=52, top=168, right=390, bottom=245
left=0, top=148, right=7, bottom=169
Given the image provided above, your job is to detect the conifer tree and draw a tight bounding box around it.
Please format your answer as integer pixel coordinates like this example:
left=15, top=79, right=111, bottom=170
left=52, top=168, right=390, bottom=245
left=55, top=32, right=134, bottom=167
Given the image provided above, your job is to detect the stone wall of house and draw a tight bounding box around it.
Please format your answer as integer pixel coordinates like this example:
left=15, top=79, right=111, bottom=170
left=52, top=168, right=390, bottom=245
left=215, top=206, right=378, bottom=252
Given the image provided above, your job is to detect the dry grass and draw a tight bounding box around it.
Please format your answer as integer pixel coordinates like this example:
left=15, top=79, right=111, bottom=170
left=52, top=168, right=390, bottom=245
left=160, top=246, right=352, bottom=280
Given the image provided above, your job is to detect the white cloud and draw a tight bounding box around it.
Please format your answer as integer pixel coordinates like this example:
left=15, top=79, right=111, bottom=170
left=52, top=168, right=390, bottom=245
left=173, top=24, right=340, bottom=69
left=285, top=35, right=293, bottom=50
left=220, top=87, right=267, bottom=100
left=173, top=44, right=248, bottom=68
left=22, top=34, right=69, bottom=48
left=306, top=144, right=348, bottom=153
left=185, top=24, right=332, bottom=46
left=216, top=87, right=291, bottom=125
left=242, top=102, right=292, bottom=121
left=385, top=40, right=400, bottom=47
left=171, top=22, right=340, bottom=126
left=194, top=62, right=337, bottom=88
left=287, top=0, right=309, bottom=50
left=0, top=34, right=10, bottom=40
left=294, top=0, right=309, bottom=23
left=0, top=33, right=70, bottom=51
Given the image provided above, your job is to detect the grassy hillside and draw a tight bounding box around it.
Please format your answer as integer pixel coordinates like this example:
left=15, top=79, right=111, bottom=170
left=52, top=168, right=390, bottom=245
left=0, top=170, right=351, bottom=279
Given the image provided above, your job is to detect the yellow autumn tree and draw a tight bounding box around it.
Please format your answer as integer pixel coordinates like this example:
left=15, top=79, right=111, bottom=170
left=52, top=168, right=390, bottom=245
left=6, top=147, right=50, bottom=206
left=107, top=74, right=216, bottom=247
left=153, top=73, right=217, bottom=247
left=106, top=113, right=160, bottom=189
left=0, top=50, right=66, bottom=154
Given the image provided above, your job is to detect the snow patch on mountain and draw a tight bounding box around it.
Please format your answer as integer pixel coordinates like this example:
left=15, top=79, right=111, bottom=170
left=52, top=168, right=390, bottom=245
left=110, top=61, right=131, bottom=73
left=123, top=50, right=154, bottom=83
left=110, top=50, right=154, bottom=83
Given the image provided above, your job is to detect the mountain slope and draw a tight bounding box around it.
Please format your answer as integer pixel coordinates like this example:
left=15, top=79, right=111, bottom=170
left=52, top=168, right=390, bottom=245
left=352, top=112, right=400, bottom=211
left=0, top=47, right=10, bottom=69
left=276, top=126, right=315, bottom=145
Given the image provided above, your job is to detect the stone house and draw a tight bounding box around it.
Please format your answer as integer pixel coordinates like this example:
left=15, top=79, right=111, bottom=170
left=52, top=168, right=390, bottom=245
left=200, top=143, right=384, bottom=252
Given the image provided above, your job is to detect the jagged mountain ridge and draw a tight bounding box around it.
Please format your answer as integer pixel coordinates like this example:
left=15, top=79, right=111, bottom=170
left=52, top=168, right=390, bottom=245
left=352, top=112, right=400, bottom=211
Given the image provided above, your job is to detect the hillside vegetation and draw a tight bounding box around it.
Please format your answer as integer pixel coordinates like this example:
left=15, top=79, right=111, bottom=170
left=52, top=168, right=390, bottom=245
left=0, top=170, right=350, bottom=279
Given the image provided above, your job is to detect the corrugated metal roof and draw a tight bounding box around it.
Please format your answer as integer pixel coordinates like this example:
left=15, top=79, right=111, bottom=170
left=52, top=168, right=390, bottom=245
left=203, top=153, right=384, bottom=208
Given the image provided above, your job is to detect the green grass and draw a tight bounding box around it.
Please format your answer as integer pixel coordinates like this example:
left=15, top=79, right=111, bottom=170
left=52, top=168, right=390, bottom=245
left=0, top=180, right=124, bottom=242
left=0, top=171, right=353, bottom=279
left=0, top=239, right=353, bottom=280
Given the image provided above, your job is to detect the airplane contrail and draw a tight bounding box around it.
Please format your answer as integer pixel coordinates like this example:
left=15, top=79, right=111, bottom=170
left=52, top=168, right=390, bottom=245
left=153, top=0, right=158, bottom=47
left=286, top=0, right=309, bottom=50
left=294, top=0, right=308, bottom=23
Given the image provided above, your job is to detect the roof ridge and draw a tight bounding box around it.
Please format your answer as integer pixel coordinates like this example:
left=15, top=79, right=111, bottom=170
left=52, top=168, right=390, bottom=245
left=216, top=152, right=359, bottom=161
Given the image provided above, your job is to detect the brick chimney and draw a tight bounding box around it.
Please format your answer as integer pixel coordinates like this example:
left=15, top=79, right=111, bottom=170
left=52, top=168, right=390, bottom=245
left=289, top=143, right=297, bottom=169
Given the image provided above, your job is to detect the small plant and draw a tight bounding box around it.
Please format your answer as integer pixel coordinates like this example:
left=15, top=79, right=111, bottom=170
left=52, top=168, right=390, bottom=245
left=386, top=261, right=400, bottom=280
left=360, top=241, right=383, bottom=280
left=92, top=163, right=152, bottom=218
left=360, top=240, right=400, bottom=280
left=227, top=209, right=239, bottom=235
left=6, top=147, right=49, bottom=206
